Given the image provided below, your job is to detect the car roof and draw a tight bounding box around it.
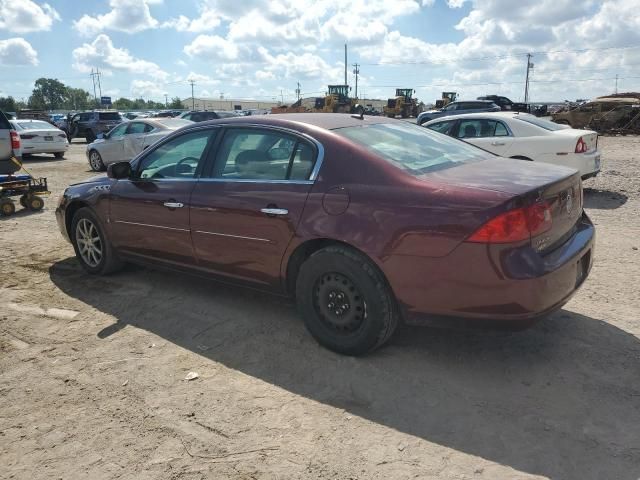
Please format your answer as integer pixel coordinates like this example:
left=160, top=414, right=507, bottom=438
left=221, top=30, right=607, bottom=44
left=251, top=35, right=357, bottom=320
left=423, top=112, right=526, bottom=124
left=451, top=100, right=496, bottom=104
left=192, top=113, right=395, bottom=131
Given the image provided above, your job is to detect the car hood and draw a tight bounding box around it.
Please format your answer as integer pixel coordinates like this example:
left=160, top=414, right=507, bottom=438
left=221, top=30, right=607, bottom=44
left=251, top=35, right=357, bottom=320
left=88, top=138, right=106, bottom=147
left=69, top=174, right=109, bottom=186
left=420, top=157, right=577, bottom=196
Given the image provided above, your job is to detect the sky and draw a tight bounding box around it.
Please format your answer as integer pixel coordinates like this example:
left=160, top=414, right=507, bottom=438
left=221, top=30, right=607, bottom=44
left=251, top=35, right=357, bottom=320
left=0, top=0, right=639, bottom=105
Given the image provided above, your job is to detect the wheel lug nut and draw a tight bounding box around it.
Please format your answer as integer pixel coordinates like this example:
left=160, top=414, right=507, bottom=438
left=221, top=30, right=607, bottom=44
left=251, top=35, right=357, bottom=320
left=328, top=303, right=334, bottom=308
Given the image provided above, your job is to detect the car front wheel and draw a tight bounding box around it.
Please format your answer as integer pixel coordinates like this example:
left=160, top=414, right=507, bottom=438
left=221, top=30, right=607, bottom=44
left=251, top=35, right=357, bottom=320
left=295, top=246, right=399, bottom=356
left=71, top=207, right=123, bottom=275
left=88, top=150, right=105, bottom=171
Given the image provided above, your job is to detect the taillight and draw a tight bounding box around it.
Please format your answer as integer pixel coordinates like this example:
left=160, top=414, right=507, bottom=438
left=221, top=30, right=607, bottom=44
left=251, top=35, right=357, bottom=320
left=10, top=130, right=20, bottom=149
left=466, top=202, right=552, bottom=244
left=575, top=137, right=587, bottom=153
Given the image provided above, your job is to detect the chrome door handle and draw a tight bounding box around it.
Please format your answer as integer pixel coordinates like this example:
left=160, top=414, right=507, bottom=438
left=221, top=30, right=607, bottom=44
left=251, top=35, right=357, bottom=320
left=163, top=202, right=184, bottom=208
left=491, top=141, right=506, bottom=146
left=260, top=208, right=288, bottom=216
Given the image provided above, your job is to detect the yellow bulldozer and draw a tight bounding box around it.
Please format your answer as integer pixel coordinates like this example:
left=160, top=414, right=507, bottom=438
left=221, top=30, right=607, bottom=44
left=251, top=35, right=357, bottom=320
left=435, top=91, right=457, bottom=108
left=383, top=88, right=418, bottom=118
left=314, top=85, right=358, bottom=113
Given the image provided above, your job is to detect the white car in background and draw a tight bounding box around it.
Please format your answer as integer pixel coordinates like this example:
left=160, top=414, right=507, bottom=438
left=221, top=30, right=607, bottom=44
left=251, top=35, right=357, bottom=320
left=86, top=117, right=193, bottom=171
left=10, top=119, right=68, bottom=159
left=423, top=112, right=601, bottom=179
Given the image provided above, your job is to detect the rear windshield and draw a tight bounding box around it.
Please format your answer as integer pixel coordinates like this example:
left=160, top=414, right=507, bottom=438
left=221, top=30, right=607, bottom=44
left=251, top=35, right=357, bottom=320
left=98, top=112, right=122, bottom=121
left=335, top=122, right=492, bottom=175
left=17, top=120, right=54, bottom=130
left=215, top=111, right=238, bottom=118
left=514, top=114, right=566, bottom=131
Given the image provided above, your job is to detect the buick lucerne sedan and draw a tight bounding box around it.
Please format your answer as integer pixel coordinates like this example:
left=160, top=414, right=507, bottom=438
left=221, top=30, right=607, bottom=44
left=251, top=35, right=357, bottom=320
left=56, top=114, right=594, bottom=355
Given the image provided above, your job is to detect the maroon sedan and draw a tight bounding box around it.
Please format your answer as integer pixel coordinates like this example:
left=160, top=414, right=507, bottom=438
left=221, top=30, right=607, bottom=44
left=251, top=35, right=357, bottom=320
left=56, top=113, right=594, bottom=355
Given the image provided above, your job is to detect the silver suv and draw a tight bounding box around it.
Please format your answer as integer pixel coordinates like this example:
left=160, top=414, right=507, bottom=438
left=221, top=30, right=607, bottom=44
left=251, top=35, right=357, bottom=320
left=0, top=110, right=22, bottom=174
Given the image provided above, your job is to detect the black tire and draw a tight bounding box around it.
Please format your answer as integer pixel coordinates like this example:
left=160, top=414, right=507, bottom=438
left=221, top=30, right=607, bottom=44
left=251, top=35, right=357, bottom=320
left=88, top=149, right=105, bottom=171
left=86, top=131, right=96, bottom=144
left=19, top=195, right=27, bottom=208
left=71, top=207, right=124, bottom=275
left=27, top=195, right=44, bottom=211
left=0, top=199, right=16, bottom=216
left=295, top=246, right=399, bottom=356
left=22, top=153, right=31, bottom=159
left=53, top=152, right=65, bottom=159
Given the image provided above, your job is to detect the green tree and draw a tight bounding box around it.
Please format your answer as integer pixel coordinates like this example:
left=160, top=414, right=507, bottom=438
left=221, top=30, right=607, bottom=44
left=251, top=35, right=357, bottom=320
left=28, top=78, right=68, bottom=110
left=112, top=97, right=134, bottom=110
left=64, top=87, right=93, bottom=110
left=0, top=96, right=17, bottom=112
left=168, top=97, right=183, bottom=109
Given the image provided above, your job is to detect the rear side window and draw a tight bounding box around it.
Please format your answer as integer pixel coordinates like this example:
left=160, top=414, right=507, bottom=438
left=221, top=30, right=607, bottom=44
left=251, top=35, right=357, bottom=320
left=0, top=112, right=13, bottom=129
left=514, top=114, right=567, bottom=131
left=336, top=122, right=492, bottom=175
left=98, top=112, right=122, bottom=121
left=212, top=128, right=315, bottom=181
left=457, top=119, right=510, bottom=138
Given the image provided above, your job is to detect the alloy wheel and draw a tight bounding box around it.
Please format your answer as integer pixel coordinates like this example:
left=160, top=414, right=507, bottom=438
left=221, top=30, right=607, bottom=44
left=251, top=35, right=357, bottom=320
left=89, top=151, right=103, bottom=171
left=75, top=218, right=103, bottom=267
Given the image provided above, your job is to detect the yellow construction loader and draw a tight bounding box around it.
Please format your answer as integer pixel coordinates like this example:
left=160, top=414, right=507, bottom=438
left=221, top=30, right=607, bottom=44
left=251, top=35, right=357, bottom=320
left=383, top=88, right=418, bottom=118
left=435, top=92, right=457, bottom=108
left=314, top=85, right=358, bottom=113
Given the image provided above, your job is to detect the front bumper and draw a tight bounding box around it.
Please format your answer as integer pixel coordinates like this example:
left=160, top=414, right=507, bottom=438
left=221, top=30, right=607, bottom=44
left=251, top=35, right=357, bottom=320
left=382, top=213, right=595, bottom=325
left=55, top=195, right=71, bottom=243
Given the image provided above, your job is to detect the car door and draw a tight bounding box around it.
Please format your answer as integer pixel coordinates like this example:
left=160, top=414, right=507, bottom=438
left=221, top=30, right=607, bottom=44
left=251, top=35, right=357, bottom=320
left=109, top=127, right=217, bottom=265
left=100, top=123, right=128, bottom=165
left=189, top=126, right=318, bottom=288
left=455, top=118, right=514, bottom=156
left=123, top=121, right=154, bottom=159
left=0, top=112, right=14, bottom=160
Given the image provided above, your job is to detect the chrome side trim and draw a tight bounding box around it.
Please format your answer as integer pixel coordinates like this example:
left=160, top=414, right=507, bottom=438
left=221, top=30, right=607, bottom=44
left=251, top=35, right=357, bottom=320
left=196, top=178, right=314, bottom=185
left=194, top=230, right=270, bottom=242
left=114, top=220, right=189, bottom=232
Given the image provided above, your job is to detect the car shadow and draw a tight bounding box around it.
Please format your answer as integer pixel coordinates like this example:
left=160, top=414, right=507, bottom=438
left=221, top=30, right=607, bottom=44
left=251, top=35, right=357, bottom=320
left=49, top=258, right=640, bottom=480
left=583, top=188, right=628, bottom=209
left=21, top=154, right=67, bottom=162
left=0, top=208, right=46, bottom=221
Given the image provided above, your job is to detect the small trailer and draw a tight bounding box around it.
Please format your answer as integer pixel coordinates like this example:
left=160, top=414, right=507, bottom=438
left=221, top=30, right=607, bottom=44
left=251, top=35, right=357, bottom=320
left=0, top=173, right=49, bottom=216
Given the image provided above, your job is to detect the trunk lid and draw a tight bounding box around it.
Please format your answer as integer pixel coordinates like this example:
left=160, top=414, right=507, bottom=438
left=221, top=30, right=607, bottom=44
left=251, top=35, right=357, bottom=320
left=551, top=128, right=598, bottom=152
left=422, top=157, right=583, bottom=250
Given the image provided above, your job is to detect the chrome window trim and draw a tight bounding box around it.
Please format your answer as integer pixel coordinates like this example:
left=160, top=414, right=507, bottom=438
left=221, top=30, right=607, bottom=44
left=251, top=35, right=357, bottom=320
left=130, top=122, right=325, bottom=184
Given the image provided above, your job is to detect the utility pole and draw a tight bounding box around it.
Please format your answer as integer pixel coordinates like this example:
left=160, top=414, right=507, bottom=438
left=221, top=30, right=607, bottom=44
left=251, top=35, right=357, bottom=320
left=164, top=94, right=168, bottom=107
left=96, top=68, right=102, bottom=99
left=344, top=44, right=347, bottom=86
left=189, top=80, right=195, bottom=110
left=524, top=53, right=533, bottom=103
left=615, top=73, right=619, bottom=94
left=352, top=63, right=360, bottom=99
left=280, top=89, right=284, bottom=104
left=295, top=82, right=301, bottom=101
left=90, top=69, right=98, bottom=105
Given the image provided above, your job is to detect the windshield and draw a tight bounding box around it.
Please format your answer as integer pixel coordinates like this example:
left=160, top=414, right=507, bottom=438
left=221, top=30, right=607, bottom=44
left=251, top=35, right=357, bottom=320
left=16, top=120, right=54, bottom=130
left=335, top=122, right=493, bottom=175
left=514, top=114, right=567, bottom=131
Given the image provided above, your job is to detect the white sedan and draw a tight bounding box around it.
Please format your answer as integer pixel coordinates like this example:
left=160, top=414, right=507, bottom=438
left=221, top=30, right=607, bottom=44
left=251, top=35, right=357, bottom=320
left=423, top=112, right=601, bottom=179
left=10, top=119, right=69, bottom=159
left=86, top=118, right=192, bottom=171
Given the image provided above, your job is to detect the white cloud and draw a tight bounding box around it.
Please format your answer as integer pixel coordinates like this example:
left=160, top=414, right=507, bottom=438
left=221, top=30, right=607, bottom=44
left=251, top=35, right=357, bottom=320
left=72, top=34, right=168, bottom=80
left=130, top=79, right=165, bottom=97
left=184, top=35, right=239, bottom=60
left=0, top=37, right=38, bottom=65
left=0, top=0, right=60, bottom=33
left=74, top=0, right=161, bottom=36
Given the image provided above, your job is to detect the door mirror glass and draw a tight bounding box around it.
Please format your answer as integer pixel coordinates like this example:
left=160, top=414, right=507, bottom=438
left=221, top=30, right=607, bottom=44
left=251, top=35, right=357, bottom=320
left=108, top=161, right=132, bottom=179
left=97, top=133, right=105, bottom=139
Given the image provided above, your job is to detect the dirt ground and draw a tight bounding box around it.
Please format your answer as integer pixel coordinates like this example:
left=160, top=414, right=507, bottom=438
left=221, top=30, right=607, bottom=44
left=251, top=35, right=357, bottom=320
left=1, top=136, right=639, bottom=480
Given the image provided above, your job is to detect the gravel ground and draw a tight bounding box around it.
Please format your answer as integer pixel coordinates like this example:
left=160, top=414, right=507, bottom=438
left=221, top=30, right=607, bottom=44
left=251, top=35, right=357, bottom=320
left=1, top=136, right=639, bottom=480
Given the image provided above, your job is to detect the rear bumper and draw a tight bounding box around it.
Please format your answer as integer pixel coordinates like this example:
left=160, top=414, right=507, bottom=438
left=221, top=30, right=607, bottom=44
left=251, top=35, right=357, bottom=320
left=539, top=150, right=600, bottom=178
left=22, top=141, right=68, bottom=154
left=382, top=213, right=595, bottom=325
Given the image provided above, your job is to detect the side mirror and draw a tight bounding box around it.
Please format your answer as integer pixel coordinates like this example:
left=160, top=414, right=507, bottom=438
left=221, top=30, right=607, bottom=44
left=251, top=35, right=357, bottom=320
left=97, top=133, right=105, bottom=140
left=107, top=161, right=132, bottom=179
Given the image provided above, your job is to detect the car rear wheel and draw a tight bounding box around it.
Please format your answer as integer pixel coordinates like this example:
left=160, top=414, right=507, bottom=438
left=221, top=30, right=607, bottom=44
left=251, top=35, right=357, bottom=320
left=295, top=246, right=399, bottom=356
left=88, top=150, right=105, bottom=171
left=71, top=207, right=123, bottom=275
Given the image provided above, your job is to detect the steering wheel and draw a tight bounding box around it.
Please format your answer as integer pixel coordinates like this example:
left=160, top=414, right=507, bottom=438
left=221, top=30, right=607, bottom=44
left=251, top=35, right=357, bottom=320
left=175, top=156, right=199, bottom=175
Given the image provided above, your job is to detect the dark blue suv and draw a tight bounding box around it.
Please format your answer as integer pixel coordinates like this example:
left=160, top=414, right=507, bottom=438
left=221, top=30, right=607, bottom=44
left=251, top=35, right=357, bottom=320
left=417, top=100, right=500, bottom=125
